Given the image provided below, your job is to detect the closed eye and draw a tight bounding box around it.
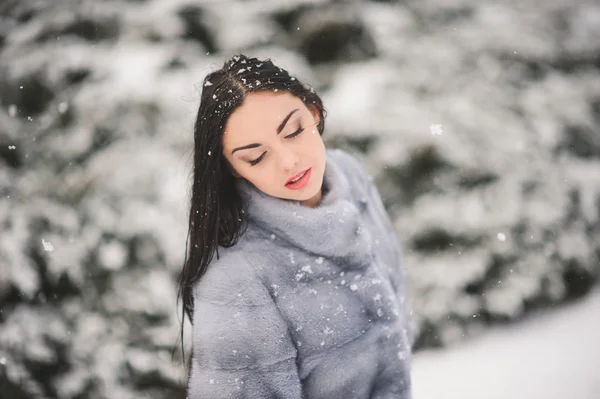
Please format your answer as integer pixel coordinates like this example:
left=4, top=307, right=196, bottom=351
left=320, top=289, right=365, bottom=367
left=249, top=126, right=305, bottom=166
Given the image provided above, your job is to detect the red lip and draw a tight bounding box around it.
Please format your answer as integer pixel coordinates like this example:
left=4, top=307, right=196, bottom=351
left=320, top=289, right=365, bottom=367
left=286, top=168, right=309, bottom=185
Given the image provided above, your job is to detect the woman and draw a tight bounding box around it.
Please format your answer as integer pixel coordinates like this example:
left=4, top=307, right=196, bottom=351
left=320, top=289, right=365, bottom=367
left=178, top=54, right=413, bottom=398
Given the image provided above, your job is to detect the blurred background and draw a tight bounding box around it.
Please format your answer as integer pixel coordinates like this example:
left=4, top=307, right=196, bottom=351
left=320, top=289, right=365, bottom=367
left=1, top=0, right=599, bottom=398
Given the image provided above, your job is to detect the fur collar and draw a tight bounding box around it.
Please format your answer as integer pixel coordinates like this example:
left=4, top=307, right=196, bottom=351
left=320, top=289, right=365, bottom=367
left=235, top=149, right=373, bottom=265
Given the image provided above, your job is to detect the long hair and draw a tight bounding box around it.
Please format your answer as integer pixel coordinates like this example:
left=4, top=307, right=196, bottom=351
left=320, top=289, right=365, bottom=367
left=175, top=53, right=327, bottom=373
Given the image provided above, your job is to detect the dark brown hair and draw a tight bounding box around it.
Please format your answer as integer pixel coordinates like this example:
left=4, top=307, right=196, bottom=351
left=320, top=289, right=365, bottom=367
left=175, top=53, right=327, bottom=372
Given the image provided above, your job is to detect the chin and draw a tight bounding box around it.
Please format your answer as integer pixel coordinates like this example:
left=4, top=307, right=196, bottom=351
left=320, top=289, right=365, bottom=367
left=297, top=171, right=324, bottom=200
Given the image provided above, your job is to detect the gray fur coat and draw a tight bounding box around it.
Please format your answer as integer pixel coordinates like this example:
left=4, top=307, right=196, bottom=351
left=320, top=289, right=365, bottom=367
left=187, top=148, right=413, bottom=398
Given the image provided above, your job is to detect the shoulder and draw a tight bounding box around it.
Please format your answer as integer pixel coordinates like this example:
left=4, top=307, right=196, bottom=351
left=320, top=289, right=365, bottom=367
left=192, top=247, right=271, bottom=307
left=327, top=148, right=375, bottom=204
left=328, top=148, right=373, bottom=184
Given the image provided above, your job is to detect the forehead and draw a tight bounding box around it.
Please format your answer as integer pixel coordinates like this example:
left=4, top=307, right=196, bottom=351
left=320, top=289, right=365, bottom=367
left=224, top=91, right=305, bottom=142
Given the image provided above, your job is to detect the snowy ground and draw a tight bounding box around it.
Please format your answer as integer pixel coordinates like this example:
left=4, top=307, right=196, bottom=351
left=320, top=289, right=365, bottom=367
left=412, top=287, right=600, bottom=399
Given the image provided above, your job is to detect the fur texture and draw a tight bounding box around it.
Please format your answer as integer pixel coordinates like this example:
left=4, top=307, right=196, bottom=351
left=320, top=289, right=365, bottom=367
left=187, top=148, right=413, bottom=398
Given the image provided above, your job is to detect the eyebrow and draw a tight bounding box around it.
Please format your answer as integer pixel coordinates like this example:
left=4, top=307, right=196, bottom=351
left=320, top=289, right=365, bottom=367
left=231, top=108, right=299, bottom=155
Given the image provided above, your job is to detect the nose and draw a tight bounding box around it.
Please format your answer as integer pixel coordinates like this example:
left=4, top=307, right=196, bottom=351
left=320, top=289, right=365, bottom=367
left=277, top=145, right=299, bottom=173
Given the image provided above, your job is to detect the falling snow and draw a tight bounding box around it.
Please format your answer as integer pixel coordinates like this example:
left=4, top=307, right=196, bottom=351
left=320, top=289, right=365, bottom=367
left=429, top=123, right=443, bottom=136
left=301, top=264, right=313, bottom=274
left=41, top=239, right=54, bottom=252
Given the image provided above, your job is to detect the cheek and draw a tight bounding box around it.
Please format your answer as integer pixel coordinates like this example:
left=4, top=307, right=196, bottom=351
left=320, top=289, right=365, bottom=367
left=246, top=167, right=280, bottom=192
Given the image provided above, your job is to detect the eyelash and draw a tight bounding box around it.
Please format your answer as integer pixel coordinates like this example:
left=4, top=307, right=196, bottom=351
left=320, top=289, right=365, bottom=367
left=249, top=126, right=305, bottom=166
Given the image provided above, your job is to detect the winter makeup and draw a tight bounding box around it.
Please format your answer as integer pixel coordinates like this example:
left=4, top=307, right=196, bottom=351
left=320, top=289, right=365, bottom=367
left=223, top=91, right=326, bottom=208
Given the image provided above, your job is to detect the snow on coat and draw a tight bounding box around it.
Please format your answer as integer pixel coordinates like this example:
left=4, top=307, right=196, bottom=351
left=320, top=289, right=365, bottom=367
left=187, top=148, right=413, bottom=398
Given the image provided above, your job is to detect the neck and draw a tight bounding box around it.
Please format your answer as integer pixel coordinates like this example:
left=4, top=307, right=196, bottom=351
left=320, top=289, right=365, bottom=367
left=235, top=149, right=372, bottom=263
left=300, top=186, right=323, bottom=208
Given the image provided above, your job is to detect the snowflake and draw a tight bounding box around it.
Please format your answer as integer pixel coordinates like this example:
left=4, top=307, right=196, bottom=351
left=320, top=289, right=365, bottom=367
left=497, top=232, right=507, bottom=242
left=271, top=284, right=279, bottom=297
left=429, top=123, right=443, bottom=136
left=315, top=257, right=324, bottom=264
left=301, top=264, right=313, bottom=274
left=204, top=81, right=213, bottom=87
left=349, top=284, right=358, bottom=291
left=42, top=239, right=54, bottom=252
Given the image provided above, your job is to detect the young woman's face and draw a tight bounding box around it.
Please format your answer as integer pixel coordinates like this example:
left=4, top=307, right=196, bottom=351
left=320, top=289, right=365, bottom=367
left=222, top=91, right=326, bottom=207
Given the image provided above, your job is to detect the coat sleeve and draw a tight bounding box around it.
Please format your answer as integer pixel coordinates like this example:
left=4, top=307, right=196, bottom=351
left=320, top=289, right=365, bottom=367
left=187, top=252, right=304, bottom=399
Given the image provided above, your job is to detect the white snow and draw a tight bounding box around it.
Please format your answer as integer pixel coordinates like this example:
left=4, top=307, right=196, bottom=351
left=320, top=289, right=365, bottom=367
left=429, top=123, right=443, bottom=136
left=412, top=287, right=600, bottom=399
left=41, top=239, right=54, bottom=252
